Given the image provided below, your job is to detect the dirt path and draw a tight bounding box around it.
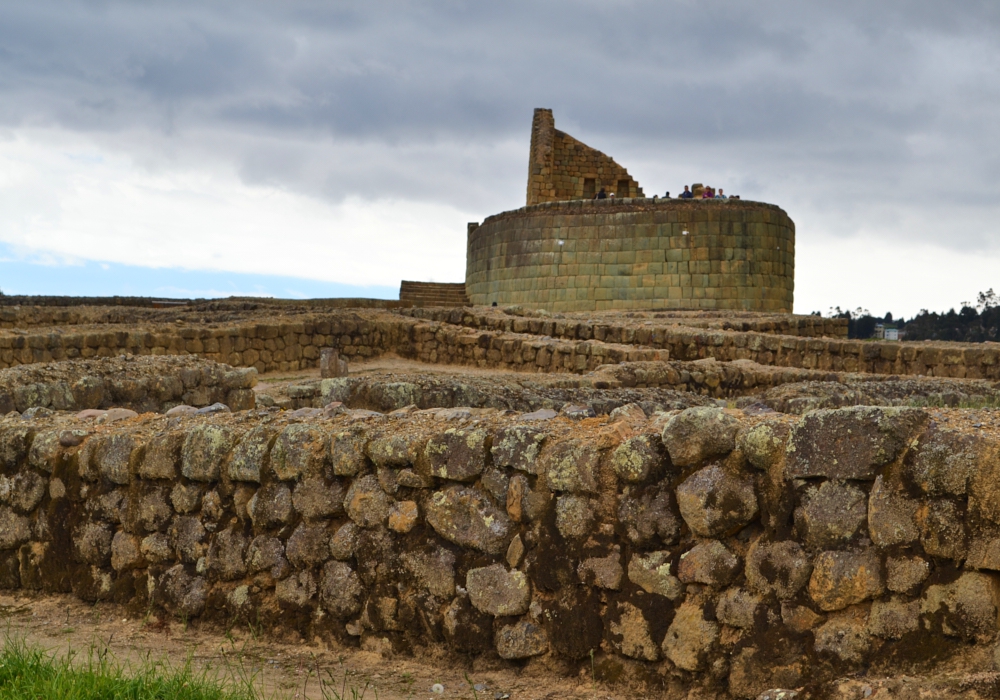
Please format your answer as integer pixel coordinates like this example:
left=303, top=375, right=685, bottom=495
left=0, top=593, right=632, bottom=700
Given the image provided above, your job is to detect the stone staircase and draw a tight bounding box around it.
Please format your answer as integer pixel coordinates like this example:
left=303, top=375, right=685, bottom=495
left=399, top=281, right=471, bottom=308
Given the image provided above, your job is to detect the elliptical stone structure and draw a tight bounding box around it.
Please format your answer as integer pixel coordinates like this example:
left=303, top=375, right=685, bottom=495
left=466, top=109, right=795, bottom=312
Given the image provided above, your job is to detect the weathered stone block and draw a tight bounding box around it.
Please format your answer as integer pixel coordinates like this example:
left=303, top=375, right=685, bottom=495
left=343, top=474, right=390, bottom=528
left=541, top=439, right=600, bottom=493
left=678, top=540, right=739, bottom=586
left=676, top=464, right=758, bottom=537
left=227, top=426, right=275, bottom=483
left=661, top=406, right=739, bottom=467
left=424, top=428, right=488, bottom=481
left=467, top=564, right=530, bottom=616
left=785, top=407, right=928, bottom=480
left=181, top=425, right=235, bottom=482
left=425, top=486, right=511, bottom=555
left=794, top=481, right=867, bottom=549
left=627, top=551, right=684, bottom=599
left=271, top=425, right=327, bottom=481
left=808, top=549, right=884, bottom=612
left=662, top=600, right=718, bottom=671
left=746, top=540, right=811, bottom=600
left=610, top=433, right=665, bottom=483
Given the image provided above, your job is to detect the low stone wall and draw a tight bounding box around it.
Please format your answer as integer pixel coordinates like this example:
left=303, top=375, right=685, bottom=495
left=1, top=403, right=999, bottom=696
left=0, top=356, right=257, bottom=414
left=404, top=307, right=848, bottom=339
left=0, top=308, right=997, bottom=381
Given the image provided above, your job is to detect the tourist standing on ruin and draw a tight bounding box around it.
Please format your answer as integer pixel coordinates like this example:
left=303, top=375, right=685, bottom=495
left=595, top=187, right=607, bottom=199
left=702, top=187, right=714, bottom=198
left=716, top=188, right=727, bottom=199
left=680, top=186, right=693, bottom=199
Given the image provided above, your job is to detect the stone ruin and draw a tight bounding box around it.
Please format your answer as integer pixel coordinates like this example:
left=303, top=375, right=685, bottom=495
left=0, top=299, right=997, bottom=697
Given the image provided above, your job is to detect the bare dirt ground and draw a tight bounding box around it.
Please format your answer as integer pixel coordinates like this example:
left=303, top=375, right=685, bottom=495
left=0, top=593, right=628, bottom=700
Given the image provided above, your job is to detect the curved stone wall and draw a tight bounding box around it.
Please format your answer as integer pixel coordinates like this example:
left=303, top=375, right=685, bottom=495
left=466, top=198, right=795, bottom=312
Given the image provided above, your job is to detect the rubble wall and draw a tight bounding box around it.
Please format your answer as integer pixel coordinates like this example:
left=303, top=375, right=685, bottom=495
left=0, top=309, right=998, bottom=381
left=2, top=404, right=1000, bottom=697
left=0, top=356, right=257, bottom=414
left=466, top=198, right=795, bottom=312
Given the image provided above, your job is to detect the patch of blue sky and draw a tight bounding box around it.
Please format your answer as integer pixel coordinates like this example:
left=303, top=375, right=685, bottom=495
left=0, top=244, right=398, bottom=300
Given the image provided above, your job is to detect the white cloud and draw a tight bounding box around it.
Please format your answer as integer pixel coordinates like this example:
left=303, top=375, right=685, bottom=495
left=0, top=129, right=472, bottom=286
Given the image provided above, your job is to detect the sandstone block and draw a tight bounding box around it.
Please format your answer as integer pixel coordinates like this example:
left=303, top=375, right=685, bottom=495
left=388, top=500, right=418, bottom=533
left=868, top=597, right=920, bottom=639
left=95, top=433, right=140, bottom=485
left=110, top=532, right=143, bottom=571
left=140, top=432, right=183, bottom=480
left=276, top=570, right=316, bottom=608
left=906, top=426, right=982, bottom=496
left=246, top=535, right=288, bottom=578
left=158, top=564, right=207, bottom=617
left=6, top=472, right=44, bottom=514
left=808, top=549, right=884, bottom=612
left=717, top=587, right=762, bottom=629
left=328, top=430, right=369, bottom=476
left=661, top=406, right=739, bottom=467
left=292, top=477, right=344, bottom=520
left=249, top=482, right=292, bottom=529
left=467, top=564, right=531, bottom=616
left=329, top=522, right=358, bottom=561
left=917, top=499, right=967, bottom=560
left=814, top=609, right=870, bottom=664
left=207, top=527, right=248, bottom=581
left=676, top=464, right=758, bottom=537
left=73, top=521, right=112, bottom=565
left=578, top=548, right=623, bottom=590
left=367, top=432, right=425, bottom=469
left=169, top=516, right=206, bottom=563
left=785, top=407, right=927, bottom=480
left=140, top=533, right=172, bottom=563
left=170, top=482, right=201, bottom=514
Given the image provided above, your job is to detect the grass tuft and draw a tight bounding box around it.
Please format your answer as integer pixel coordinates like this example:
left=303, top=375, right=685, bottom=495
left=0, top=634, right=258, bottom=700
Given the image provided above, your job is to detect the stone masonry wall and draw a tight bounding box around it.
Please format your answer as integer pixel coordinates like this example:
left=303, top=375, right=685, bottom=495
left=0, top=356, right=257, bottom=415
left=1, top=310, right=1000, bottom=381
left=526, top=108, right=642, bottom=205
left=467, top=198, right=795, bottom=313
left=2, top=403, right=1000, bottom=697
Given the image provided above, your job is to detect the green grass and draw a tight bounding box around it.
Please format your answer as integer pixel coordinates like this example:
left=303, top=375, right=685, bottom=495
left=0, top=635, right=257, bottom=699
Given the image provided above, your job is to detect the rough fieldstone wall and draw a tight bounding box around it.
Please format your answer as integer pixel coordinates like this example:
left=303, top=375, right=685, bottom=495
left=4, top=310, right=1000, bottom=380
left=467, top=198, right=795, bottom=312
left=2, top=404, right=999, bottom=697
left=526, top=108, right=642, bottom=205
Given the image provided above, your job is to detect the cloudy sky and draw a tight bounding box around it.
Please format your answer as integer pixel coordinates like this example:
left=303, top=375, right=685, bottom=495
left=0, top=1, right=997, bottom=315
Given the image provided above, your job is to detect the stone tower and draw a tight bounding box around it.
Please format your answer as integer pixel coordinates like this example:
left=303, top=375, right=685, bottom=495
left=525, top=108, right=643, bottom=205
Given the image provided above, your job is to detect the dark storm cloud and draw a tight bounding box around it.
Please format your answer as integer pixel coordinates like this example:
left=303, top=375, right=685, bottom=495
left=1, top=1, right=999, bottom=245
